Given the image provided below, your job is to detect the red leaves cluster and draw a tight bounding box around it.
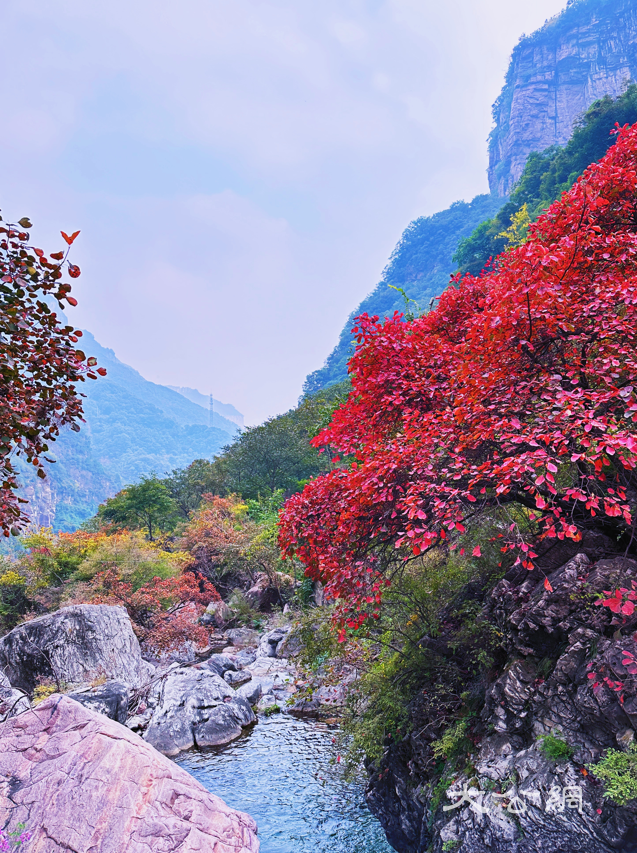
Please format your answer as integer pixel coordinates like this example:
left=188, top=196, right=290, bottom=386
left=595, top=584, right=637, bottom=615
left=0, top=220, right=103, bottom=535
left=91, top=567, right=220, bottom=655
left=280, top=122, right=637, bottom=628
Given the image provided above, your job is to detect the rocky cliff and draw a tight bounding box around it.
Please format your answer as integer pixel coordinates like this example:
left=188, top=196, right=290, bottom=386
left=489, top=0, right=637, bottom=196
left=365, top=550, right=637, bottom=853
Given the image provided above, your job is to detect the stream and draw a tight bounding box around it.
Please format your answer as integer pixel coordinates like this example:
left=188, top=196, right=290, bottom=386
left=176, top=712, right=395, bottom=853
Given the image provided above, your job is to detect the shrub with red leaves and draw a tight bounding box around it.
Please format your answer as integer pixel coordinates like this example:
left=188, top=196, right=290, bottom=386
left=91, top=568, right=220, bottom=655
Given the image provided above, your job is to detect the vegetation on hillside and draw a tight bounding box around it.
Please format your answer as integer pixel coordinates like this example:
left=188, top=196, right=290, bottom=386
left=0, top=380, right=350, bottom=645
left=459, top=84, right=637, bottom=275
left=304, top=195, right=502, bottom=394
left=157, top=381, right=351, bottom=505
left=0, top=493, right=290, bottom=652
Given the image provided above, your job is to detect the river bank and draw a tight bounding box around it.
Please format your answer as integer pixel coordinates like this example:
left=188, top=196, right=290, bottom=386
left=0, top=602, right=389, bottom=852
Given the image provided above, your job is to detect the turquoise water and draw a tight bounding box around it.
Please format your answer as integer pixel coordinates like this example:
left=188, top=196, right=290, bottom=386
left=176, top=713, right=395, bottom=853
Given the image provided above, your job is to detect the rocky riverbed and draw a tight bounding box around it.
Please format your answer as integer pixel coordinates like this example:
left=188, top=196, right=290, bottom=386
left=0, top=603, right=362, bottom=851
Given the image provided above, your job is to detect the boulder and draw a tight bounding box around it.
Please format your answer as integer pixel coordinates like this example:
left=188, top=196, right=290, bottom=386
left=235, top=649, right=257, bottom=668
left=244, top=657, right=297, bottom=709
left=227, top=627, right=260, bottom=648
left=0, top=604, right=153, bottom=694
left=244, top=573, right=283, bottom=612
left=144, top=666, right=256, bottom=756
left=201, top=653, right=237, bottom=677
left=256, top=626, right=290, bottom=659
left=0, top=671, right=28, bottom=723
left=224, top=670, right=252, bottom=687
left=67, top=679, right=130, bottom=724
left=201, top=598, right=233, bottom=628
left=236, top=679, right=262, bottom=706
left=276, top=628, right=303, bottom=659
left=0, top=694, right=259, bottom=852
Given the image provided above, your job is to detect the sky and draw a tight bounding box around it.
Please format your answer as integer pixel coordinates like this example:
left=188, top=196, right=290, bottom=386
left=0, top=0, right=566, bottom=425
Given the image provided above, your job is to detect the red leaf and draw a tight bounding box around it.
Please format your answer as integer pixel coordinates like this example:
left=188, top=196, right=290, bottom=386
left=544, top=577, right=553, bottom=592
left=61, top=230, right=80, bottom=245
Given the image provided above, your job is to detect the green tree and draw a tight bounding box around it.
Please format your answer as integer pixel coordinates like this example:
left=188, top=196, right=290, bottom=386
left=163, top=458, right=223, bottom=518
left=204, top=382, right=350, bottom=501
left=96, top=476, right=178, bottom=540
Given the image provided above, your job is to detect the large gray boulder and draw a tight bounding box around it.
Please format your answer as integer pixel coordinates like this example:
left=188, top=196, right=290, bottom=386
left=0, top=604, right=153, bottom=694
left=201, top=598, right=233, bottom=627
left=256, top=626, right=290, bottom=659
left=0, top=694, right=260, bottom=853
left=67, top=680, right=130, bottom=724
left=201, top=653, right=237, bottom=677
left=144, top=666, right=256, bottom=756
left=227, top=627, right=260, bottom=648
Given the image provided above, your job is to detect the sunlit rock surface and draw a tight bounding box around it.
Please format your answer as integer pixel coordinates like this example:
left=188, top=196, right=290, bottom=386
left=489, top=0, right=637, bottom=195
left=0, top=694, right=260, bottom=852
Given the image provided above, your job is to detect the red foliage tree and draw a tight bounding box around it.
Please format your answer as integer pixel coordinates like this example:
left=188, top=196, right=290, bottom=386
left=280, top=123, right=637, bottom=630
left=0, top=220, right=103, bottom=535
left=90, top=568, right=220, bottom=655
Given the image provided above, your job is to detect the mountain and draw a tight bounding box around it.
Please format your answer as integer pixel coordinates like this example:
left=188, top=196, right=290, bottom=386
left=455, top=83, right=637, bottom=276
left=306, top=0, right=637, bottom=395
left=489, top=0, right=637, bottom=196
left=19, top=333, right=242, bottom=532
left=304, top=194, right=502, bottom=394
left=167, top=387, right=244, bottom=429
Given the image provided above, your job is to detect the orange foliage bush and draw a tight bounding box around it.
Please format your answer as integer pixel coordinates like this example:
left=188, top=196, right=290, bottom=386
left=180, top=495, right=256, bottom=590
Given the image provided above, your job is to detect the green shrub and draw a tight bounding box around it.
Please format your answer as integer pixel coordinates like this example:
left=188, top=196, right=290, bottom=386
left=538, top=734, right=575, bottom=761
left=431, top=720, right=471, bottom=761
left=74, top=532, right=181, bottom=589
left=588, top=743, right=637, bottom=805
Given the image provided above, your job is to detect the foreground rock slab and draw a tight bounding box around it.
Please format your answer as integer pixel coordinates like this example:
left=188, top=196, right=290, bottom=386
left=0, top=604, right=153, bottom=694
left=0, top=695, right=259, bottom=853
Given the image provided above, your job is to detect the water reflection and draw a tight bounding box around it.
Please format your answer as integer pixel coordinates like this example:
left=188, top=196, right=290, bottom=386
left=176, top=713, right=394, bottom=853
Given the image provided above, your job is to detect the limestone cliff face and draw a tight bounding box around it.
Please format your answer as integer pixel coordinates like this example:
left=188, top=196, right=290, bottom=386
left=489, top=0, right=637, bottom=196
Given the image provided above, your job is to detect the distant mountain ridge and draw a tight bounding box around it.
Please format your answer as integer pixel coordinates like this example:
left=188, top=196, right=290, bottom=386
left=20, top=333, right=242, bottom=532
left=167, top=386, right=244, bottom=429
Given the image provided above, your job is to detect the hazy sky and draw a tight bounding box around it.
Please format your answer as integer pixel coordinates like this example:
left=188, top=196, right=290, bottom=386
left=0, top=0, right=566, bottom=424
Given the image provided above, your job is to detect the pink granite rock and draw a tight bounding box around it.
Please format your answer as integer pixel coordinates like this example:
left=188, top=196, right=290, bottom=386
left=0, top=694, right=259, bottom=853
